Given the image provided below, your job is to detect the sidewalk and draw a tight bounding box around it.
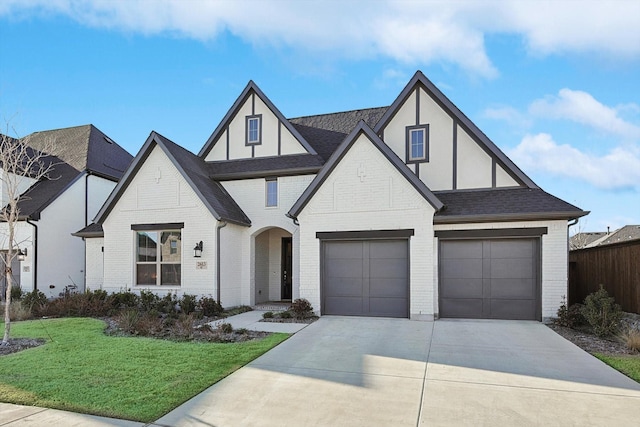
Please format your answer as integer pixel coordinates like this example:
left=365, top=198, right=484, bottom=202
left=212, top=308, right=311, bottom=334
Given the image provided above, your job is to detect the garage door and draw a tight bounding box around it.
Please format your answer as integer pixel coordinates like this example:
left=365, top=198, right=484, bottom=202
left=322, top=240, right=409, bottom=317
left=439, top=239, right=539, bottom=320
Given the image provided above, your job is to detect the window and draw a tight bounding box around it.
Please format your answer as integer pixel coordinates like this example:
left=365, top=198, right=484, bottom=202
left=406, top=124, right=429, bottom=162
left=266, top=178, right=278, bottom=207
left=136, top=230, right=181, bottom=286
left=246, top=115, right=262, bottom=145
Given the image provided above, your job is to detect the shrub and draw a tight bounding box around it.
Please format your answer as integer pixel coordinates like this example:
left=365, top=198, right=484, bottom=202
left=21, top=290, right=48, bottom=315
left=619, top=327, right=640, bottom=352
left=279, top=310, right=292, bottom=319
left=41, top=290, right=113, bottom=318
left=173, top=314, right=196, bottom=339
left=235, top=328, right=249, bottom=335
left=179, top=294, right=197, bottom=315
left=115, top=308, right=141, bottom=333
left=218, top=322, right=233, bottom=333
left=199, top=296, right=223, bottom=317
left=135, top=313, right=164, bottom=336
left=262, top=311, right=274, bottom=319
left=10, top=286, right=23, bottom=301
left=140, top=290, right=160, bottom=312
left=111, top=290, right=139, bottom=309
left=581, top=285, right=623, bottom=337
left=157, top=293, right=179, bottom=315
left=290, top=298, right=314, bottom=319
left=9, top=301, right=32, bottom=321
left=554, top=296, right=585, bottom=328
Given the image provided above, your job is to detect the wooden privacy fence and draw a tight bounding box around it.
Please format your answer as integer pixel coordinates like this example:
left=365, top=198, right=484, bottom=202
left=569, top=240, right=640, bottom=314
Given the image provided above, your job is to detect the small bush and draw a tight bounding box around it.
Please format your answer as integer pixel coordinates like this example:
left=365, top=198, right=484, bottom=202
left=135, top=313, right=164, bottom=336
left=179, top=294, right=197, bottom=315
left=235, top=328, right=249, bottom=335
left=619, top=327, right=640, bottom=352
left=290, top=298, right=314, bottom=319
left=115, top=308, right=141, bottom=333
left=139, top=290, right=160, bottom=312
left=581, top=285, right=623, bottom=337
left=173, top=314, right=196, bottom=339
left=554, top=296, right=585, bottom=328
left=218, top=322, right=233, bottom=333
left=9, top=301, right=32, bottom=320
left=279, top=310, right=292, bottom=319
left=111, top=290, right=140, bottom=309
left=157, top=293, right=179, bottom=315
left=262, top=311, right=274, bottom=319
left=21, top=290, right=48, bottom=315
left=199, top=296, right=223, bottom=317
left=10, top=286, right=23, bottom=301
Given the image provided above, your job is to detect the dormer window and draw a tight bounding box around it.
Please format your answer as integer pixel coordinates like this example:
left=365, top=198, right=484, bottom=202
left=246, top=115, right=262, bottom=145
left=406, top=124, right=429, bottom=162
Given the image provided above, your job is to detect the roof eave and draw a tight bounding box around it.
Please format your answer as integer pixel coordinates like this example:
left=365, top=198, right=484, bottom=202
left=434, top=210, right=590, bottom=224
left=210, top=166, right=321, bottom=181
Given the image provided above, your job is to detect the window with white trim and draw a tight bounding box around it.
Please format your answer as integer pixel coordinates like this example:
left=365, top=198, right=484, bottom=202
left=266, top=178, right=278, bottom=207
left=246, top=115, right=262, bottom=145
left=136, top=230, right=181, bottom=286
left=406, top=124, right=429, bottom=162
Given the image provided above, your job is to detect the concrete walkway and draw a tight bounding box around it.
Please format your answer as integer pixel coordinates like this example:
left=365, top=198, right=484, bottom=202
left=2, top=318, right=640, bottom=426
left=211, top=310, right=310, bottom=333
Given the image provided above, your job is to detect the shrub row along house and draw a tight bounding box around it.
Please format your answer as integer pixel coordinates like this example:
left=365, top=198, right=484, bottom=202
left=71, top=71, right=587, bottom=321
left=0, top=125, right=133, bottom=299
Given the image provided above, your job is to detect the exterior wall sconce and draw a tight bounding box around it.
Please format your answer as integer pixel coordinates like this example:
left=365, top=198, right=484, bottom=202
left=193, top=241, right=203, bottom=258
left=17, top=248, right=27, bottom=261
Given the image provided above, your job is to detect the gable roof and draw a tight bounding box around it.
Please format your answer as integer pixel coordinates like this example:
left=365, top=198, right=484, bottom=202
left=2, top=125, right=132, bottom=220
left=289, top=107, right=388, bottom=134
left=433, top=188, right=588, bottom=223
left=289, top=121, right=444, bottom=218
left=374, top=71, right=538, bottom=189
left=569, top=231, right=608, bottom=249
left=596, top=225, right=640, bottom=246
left=95, top=131, right=250, bottom=226
left=198, top=80, right=317, bottom=159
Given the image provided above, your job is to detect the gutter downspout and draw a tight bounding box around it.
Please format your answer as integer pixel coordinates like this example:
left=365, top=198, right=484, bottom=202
left=26, top=218, right=38, bottom=291
left=216, top=221, right=227, bottom=304
left=286, top=213, right=299, bottom=226
left=83, top=173, right=90, bottom=291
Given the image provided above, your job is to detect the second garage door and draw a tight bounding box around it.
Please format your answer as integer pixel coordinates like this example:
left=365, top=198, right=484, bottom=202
left=439, top=238, right=540, bottom=320
left=322, top=239, right=409, bottom=318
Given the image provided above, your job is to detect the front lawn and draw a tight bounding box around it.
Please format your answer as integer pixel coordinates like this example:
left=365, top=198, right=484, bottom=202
left=595, top=354, right=640, bottom=383
left=0, top=318, right=288, bottom=422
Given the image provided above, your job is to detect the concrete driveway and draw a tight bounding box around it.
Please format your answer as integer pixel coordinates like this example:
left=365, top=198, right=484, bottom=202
left=156, top=317, right=640, bottom=426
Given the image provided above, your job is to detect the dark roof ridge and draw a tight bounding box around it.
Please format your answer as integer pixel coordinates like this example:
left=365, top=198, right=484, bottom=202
left=287, top=106, right=389, bottom=121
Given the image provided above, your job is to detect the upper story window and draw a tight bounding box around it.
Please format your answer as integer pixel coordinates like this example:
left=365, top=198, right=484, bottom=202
left=246, top=114, right=262, bottom=145
left=406, top=124, right=429, bottom=163
left=266, top=178, right=278, bottom=207
left=135, top=229, right=182, bottom=287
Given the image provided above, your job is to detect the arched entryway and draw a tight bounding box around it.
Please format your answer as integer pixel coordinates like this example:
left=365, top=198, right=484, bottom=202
left=253, top=227, right=293, bottom=304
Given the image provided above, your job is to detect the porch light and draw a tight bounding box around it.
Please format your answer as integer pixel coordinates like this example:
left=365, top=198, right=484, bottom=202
left=193, top=241, right=203, bottom=258
left=17, top=248, right=27, bottom=261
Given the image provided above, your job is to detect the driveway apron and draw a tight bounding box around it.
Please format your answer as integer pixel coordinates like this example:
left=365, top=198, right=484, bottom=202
left=156, top=318, right=640, bottom=427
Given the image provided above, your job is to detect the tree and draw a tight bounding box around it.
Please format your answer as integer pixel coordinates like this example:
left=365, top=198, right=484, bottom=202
left=1, top=125, right=60, bottom=346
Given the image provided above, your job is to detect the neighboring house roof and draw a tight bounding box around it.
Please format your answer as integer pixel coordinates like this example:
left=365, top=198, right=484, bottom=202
left=588, top=225, right=640, bottom=247
left=95, top=131, right=251, bottom=226
left=434, top=188, right=587, bottom=223
left=2, top=125, right=133, bottom=221
left=199, top=81, right=317, bottom=158
left=289, top=107, right=388, bottom=134
left=72, top=222, right=104, bottom=238
left=374, top=71, right=538, bottom=189
left=289, top=121, right=444, bottom=218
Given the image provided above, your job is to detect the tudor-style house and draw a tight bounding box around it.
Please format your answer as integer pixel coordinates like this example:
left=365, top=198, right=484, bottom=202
left=76, top=71, right=587, bottom=321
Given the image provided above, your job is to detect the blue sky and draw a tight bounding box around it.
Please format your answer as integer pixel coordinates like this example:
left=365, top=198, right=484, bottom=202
left=1, top=0, right=639, bottom=233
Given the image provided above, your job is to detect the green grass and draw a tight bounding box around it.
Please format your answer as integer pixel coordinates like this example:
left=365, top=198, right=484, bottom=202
left=0, top=318, right=288, bottom=422
left=595, top=353, right=640, bottom=382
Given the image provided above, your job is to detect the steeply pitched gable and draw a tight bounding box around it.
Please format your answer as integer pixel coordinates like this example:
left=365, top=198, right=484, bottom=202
left=289, top=121, right=443, bottom=218
left=374, top=71, right=537, bottom=191
left=199, top=81, right=316, bottom=161
left=96, top=132, right=250, bottom=226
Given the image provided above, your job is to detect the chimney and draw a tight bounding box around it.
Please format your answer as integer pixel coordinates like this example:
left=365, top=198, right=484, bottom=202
left=607, top=226, right=610, bottom=234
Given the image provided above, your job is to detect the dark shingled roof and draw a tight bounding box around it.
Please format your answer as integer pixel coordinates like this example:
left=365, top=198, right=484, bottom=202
left=72, top=222, right=104, bottom=238
left=291, top=124, right=348, bottom=161
left=434, top=188, right=588, bottom=223
left=598, top=225, right=640, bottom=246
left=208, top=154, right=324, bottom=180
left=153, top=133, right=251, bottom=226
left=288, top=107, right=388, bottom=135
left=4, top=125, right=132, bottom=220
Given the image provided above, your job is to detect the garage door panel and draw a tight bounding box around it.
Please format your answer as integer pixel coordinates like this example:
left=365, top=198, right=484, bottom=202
left=370, top=278, right=407, bottom=298
left=490, top=240, right=533, bottom=258
left=440, top=298, right=483, bottom=318
left=491, top=278, right=535, bottom=298
left=439, top=238, right=539, bottom=320
left=490, top=258, right=534, bottom=279
left=490, top=299, right=536, bottom=320
left=440, top=240, right=483, bottom=259
left=322, top=239, right=408, bottom=318
left=441, top=258, right=483, bottom=279
left=324, top=278, right=363, bottom=297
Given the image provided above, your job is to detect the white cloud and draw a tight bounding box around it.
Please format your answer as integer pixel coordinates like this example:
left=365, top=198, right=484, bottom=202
left=530, top=89, right=640, bottom=140
left=509, top=133, right=640, bottom=190
left=2, top=0, right=639, bottom=78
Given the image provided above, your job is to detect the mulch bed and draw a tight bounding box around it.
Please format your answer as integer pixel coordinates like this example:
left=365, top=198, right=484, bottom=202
left=0, top=338, right=46, bottom=356
left=547, top=324, right=636, bottom=356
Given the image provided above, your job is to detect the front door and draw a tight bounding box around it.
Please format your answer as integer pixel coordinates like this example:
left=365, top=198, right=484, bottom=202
left=281, top=237, right=292, bottom=300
